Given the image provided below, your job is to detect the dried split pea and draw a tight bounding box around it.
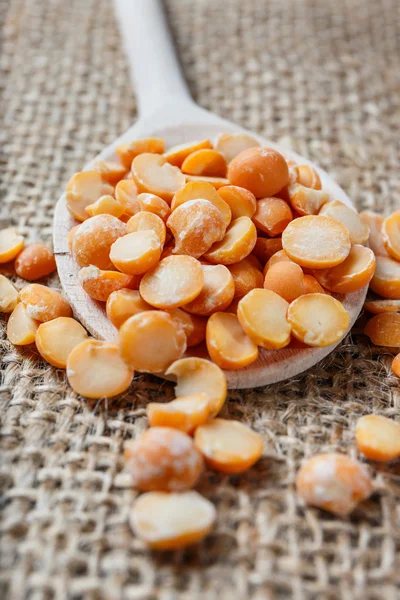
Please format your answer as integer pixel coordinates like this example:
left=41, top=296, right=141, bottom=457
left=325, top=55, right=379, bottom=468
left=288, top=293, right=350, bottom=347
left=392, top=353, right=400, bottom=377
left=130, top=491, right=216, bottom=550
left=227, top=147, right=289, bottom=198
left=215, top=133, right=260, bottom=164
left=181, top=149, right=227, bottom=177
left=106, top=289, right=152, bottom=328
left=72, top=214, right=126, bottom=270
left=131, top=153, right=185, bottom=202
left=217, top=185, right=257, bottom=219
left=66, top=171, right=114, bottom=221
left=0, top=275, right=19, bottom=312
left=67, top=224, right=80, bottom=251
left=313, top=245, right=375, bottom=294
left=184, top=175, right=229, bottom=189
left=171, top=181, right=231, bottom=227
left=294, top=165, right=322, bottom=190
left=126, top=211, right=166, bottom=245
left=204, top=216, right=257, bottom=265
left=184, top=264, right=235, bottom=316
left=110, top=231, right=162, bottom=275
left=138, top=193, right=171, bottom=221
left=14, top=243, right=56, bottom=281
left=296, top=453, right=372, bottom=516
left=79, top=266, right=135, bottom=302
left=167, top=199, right=226, bottom=258
left=7, top=302, right=39, bottom=345
left=124, top=427, right=203, bottom=491
left=364, top=313, right=400, bottom=346
left=302, top=274, right=327, bottom=295
left=67, top=339, right=134, bottom=398
left=167, top=308, right=198, bottom=346
left=263, top=249, right=292, bottom=275
left=119, top=311, right=186, bottom=372
left=282, top=215, right=351, bottom=269
left=85, top=195, right=125, bottom=218
left=35, top=317, right=88, bottom=368
left=287, top=184, right=328, bottom=216
left=147, top=393, right=211, bottom=434
left=0, top=228, right=24, bottom=263
left=263, top=261, right=305, bottom=303
left=93, top=160, right=127, bottom=185
left=228, top=257, right=264, bottom=298
left=194, top=419, right=263, bottom=474
left=253, top=197, right=293, bottom=236
left=165, top=139, right=212, bottom=167
left=363, top=297, right=400, bottom=314
left=140, top=255, right=204, bottom=309
left=381, top=211, right=400, bottom=261
left=116, top=138, right=165, bottom=169
left=166, top=357, right=227, bottom=417
left=320, top=201, right=369, bottom=244
left=355, top=415, right=400, bottom=462
left=20, top=284, right=72, bottom=322
left=369, top=256, right=400, bottom=299
left=206, top=312, right=258, bottom=369
left=115, top=179, right=140, bottom=217
left=252, top=237, right=282, bottom=265
left=360, top=211, right=388, bottom=257
left=237, top=288, right=291, bottom=349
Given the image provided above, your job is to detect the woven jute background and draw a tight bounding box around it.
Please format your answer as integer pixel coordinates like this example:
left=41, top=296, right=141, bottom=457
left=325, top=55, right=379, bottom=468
left=1, top=0, right=399, bottom=598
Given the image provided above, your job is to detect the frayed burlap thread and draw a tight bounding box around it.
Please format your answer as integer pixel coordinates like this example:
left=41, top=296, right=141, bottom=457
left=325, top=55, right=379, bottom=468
left=1, top=0, right=400, bottom=598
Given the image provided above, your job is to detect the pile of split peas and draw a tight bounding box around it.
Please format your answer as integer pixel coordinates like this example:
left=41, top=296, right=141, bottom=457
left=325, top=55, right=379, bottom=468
left=1, top=133, right=400, bottom=548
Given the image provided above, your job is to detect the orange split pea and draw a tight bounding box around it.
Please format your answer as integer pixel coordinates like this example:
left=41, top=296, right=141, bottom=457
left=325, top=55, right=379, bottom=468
left=392, top=353, right=400, bottom=377
left=204, top=216, right=257, bottom=265
left=164, top=139, right=212, bottom=167
left=7, top=302, right=39, bottom=345
left=288, top=293, right=350, bottom=347
left=131, top=153, right=185, bottom=202
left=355, top=415, right=400, bottom=462
left=110, top=231, right=162, bottom=275
left=184, top=264, right=234, bottom=315
left=20, top=284, right=72, bottom=322
left=67, top=224, right=80, bottom=251
left=184, top=174, right=229, bottom=189
left=313, top=245, right=376, bottom=294
left=227, top=147, right=289, bottom=198
left=263, top=261, right=305, bottom=303
left=215, top=133, right=260, bottom=163
left=116, top=137, right=165, bottom=169
left=360, top=211, right=389, bottom=257
left=228, top=257, right=264, bottom=298
left=302, top=274, right=327, bottom=295
left=320, top=200, right=369, bottom=244
left=0, top=228, right=24, bottom=263
left=147, top=393, right=211, bottom=434
left=217, top=186, right=257, bottom=219
left=194, top=419, right=263, bottom=474
left=181, top=149, right=227, bottom=177
left=237, top=288, right=291, bottom=349
left=127, top=211, right=166, bottom=246
left=93, top=160, right=126, bottom=185
left=294, top=164, right=322, bottom=190
left=36, top=317, right=88, bottom=368
left=79, top=266, right=136, bottom=302
left=138, top=193, right=171, bottom=222
left=168, top=309, right=207, bottom=347
left=119, top=310, right=186, bottom=372
left=252, top=237, right=283, bottom=265
left=167, top=199, right=226, bottom=258
left=66, top=171, right=114, bottom=221
left=364, top=313, right=400, bottom=346
left=296, top=453, right=372, bottom=516
left=206, top=312, right=258, bottom=369
left=125, top=427, right=203, bottom=491
left=369, top=256, right=400, bottom=299
left=67, top=339, right=134, bottom=398
left=282, top=215, right=351, bottom=269
left=106, top=289, right=152, bottom=328
left=381, top=210, right=400, bottom=261
left=364, top=297, right=400, bottom=314
left=115, top=179, right=141, bottom=217
left=287, top=184, right=328, bottom=215
left=85, top=195, right=125, bottom=219
left=171, top=180, right=231, bottom=227
left=130, top=491, right=216, bottom=550
left=166, top=357, right=227, bottom=417
left=15, top=243, right=56, bottom=281
left=253, top=197, right=293, bottom=236
left=140, top=255, right=204, bottom=309
left=0, top=275, right=19, bottom=313
left=72, top=214, right=126, bottom=270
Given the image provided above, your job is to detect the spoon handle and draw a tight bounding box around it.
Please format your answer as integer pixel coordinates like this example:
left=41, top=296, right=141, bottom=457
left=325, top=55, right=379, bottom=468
left=114, top=0, right=193, bottom=119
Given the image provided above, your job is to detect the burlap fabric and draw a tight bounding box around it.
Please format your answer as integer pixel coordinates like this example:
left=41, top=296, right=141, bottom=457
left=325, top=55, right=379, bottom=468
left=1, top=0, right=399, bottom=598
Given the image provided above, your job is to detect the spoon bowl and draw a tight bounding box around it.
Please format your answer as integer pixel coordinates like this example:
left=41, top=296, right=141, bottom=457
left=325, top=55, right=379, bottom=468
left=53, top=0, right=367, bottom=389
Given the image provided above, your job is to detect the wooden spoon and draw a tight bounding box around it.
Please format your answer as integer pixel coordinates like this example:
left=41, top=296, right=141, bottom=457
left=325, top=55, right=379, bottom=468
left=53, top=0, right=367, bottom=389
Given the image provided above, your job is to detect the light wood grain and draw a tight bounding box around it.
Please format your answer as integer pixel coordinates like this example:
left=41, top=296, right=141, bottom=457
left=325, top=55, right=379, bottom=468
left=53, top=0, right=367, bottom=389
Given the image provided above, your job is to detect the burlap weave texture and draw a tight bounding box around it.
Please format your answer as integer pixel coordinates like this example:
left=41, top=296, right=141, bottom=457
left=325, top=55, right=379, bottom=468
left=0, top=0, right=399, bottom=598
